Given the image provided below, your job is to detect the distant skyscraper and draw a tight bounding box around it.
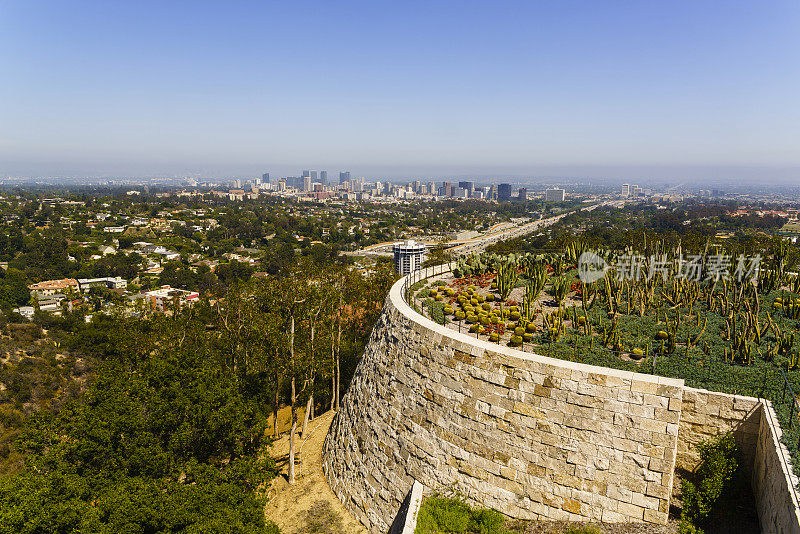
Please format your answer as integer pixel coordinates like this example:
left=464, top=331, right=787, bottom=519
left=545, top=188, right=565, bottom=202
left=233, top=179, right=242, bottom=189
left=442, top=181, right=453, bottom=197
left=517, top=187, right=528, bottom=201
left=303, top=175, right=312, bottom=192
left=320, top=170, right=328, bottom=185
left=339, top=171, right=351, bottom=184
left=497, top=183, right=512, bottom=201
left=262, top=173, right=269, bottom=182
left=458, top=181, right=475, bottom=197
left=302, top=170, right=311, bottom=178
left=310, top=170, right=317, bottom=181
left=621, top=184, right=630, bottom=197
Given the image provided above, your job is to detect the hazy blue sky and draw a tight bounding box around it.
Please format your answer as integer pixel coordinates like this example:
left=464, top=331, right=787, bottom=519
left=1, top=1, right=799, bottom=181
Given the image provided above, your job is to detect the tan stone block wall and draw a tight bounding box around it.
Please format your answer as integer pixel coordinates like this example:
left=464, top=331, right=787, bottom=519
left=677, top=387, right=761, bottom=473
left=323, top=273, right=684, bottom=533
left=752, top=401, right=800, bottom=534
left=323, top=267, right=800, bottom=534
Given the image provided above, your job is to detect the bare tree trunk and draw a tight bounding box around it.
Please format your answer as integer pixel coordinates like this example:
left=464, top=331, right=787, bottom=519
left=336, top=294, right=342, bottom=411
left=301, top=389, right=313, bottom=438
left=331, top=332, right=336, bottom=411
left=302, top=311, right=319, bottom=437
left=273, top=347, right=280, bottom=440
left=273, top=377, right=279, bottom=440
left=289, top=376, right=297, bottom=483
left=288, top=313, right=297, bottom=484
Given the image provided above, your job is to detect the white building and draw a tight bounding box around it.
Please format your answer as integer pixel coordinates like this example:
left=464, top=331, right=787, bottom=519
left=78, top=277, right=128, bottom=292
left=393, top=240, right=427, bottom=275
left=131, top=286, right=199, bottom=312
left=545, top=188, right=565, bottom=202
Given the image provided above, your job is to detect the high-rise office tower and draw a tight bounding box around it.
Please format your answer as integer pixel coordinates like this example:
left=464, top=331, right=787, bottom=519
left=545, top=188, right=566, bottom=202
left=458, top=181, right=475, bottom=197
left=320, top=170, right=328, bottom=185
left=302, top=170, right=311, bottom=178
left=621, top=184, right=630, bottom=197
left=497, top=183, right=512, bottom=201
left=517, top=188, right=528, bottom=201
left=393, top=240, right=427, bottom=275
left=339, top=171, right=351, bottom=184
left=262, top=173, right=269, bottom=182
left=442, top=181, right=453, bottom=197
left=303, top=175, right=312, bottom=191
left=310, top=170, right=317, bottom=181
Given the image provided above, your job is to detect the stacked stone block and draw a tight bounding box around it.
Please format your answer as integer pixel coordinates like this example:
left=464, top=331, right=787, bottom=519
left=323, top=279, right=684, bottom=532
left=677, top=387, right=761, bottom=473
left=752, top=401, right=800, bottom=534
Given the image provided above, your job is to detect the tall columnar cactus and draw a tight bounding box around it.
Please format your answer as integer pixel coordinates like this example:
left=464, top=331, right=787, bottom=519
left=495, top=260, right=518, bottom=301
left=790, top=275, right=800, bottom=294
left=523, top=254, right=547, bottom=279
left=564, top=241, right=590, bottom=265
left=687, top=317, right=707, bottom=350
left=550, top=276, right=570, bottom=308
left=522, top=272, right=545, bottom=322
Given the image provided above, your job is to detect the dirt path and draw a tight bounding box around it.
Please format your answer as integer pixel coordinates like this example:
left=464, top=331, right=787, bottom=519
left=264, top=410, right=369, bottom=534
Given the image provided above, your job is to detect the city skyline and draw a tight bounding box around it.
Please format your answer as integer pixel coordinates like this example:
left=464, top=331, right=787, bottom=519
left=1, top=1, right=799, bottom=182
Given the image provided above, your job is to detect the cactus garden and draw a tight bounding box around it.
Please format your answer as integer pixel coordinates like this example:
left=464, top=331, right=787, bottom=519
left=412, top=240, right=800, bottom=407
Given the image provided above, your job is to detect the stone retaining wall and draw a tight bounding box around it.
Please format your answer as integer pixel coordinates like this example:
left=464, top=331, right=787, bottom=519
left=677, top=387, right=761, bottom=473
left=323, top=268, right=800, bottom=533
left=323, top=273, right=683, bottom=531
left=753, top=400, right=800, bottom=534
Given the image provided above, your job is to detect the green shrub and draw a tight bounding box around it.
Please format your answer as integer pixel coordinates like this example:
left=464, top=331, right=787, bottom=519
left=564, top=526, right=602, bottom=534
left=678, top=519, right=702, bottom=534
left=414, top=495, right=504, bottom=534
left=302, top=500, right=342, bottom=533
left=680, top=434, right=739, bottom=532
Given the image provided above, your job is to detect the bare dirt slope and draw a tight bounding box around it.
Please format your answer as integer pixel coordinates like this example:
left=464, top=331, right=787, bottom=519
left=264, top=410, right=369, bottom=534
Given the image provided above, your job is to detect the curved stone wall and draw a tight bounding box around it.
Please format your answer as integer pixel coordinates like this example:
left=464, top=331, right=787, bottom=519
left=323, top=269, right=685, bottom=532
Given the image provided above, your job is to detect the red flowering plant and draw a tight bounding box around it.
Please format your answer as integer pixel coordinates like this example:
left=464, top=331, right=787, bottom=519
left=571, top=282, right=582, bottom=297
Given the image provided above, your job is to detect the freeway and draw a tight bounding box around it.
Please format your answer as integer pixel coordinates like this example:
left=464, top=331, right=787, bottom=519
left=350, top=201, right=615, bottom=258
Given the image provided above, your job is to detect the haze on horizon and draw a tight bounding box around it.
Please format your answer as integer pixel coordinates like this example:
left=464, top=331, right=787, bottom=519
left=1, top=1, right=799, bottom=183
